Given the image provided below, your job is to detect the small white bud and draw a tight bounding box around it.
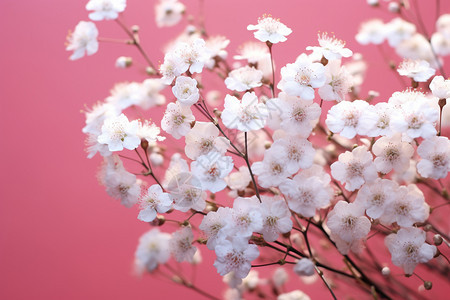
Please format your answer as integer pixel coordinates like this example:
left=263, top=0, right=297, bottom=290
left=293, top=258, right=316, bottom=277
left=388, top=2, right=400, bottom=13
left=115, top=56, right=132, bottom=68
left=381, top=266, right=391, bottom=276
left=272, top=267, right=289, bottom=287
left=150, top=152, right=164, bottom=166
left=191, top=249, right=202, bottom=265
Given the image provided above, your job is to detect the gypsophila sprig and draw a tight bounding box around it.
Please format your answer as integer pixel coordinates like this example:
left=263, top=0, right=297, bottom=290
left=73, top=2, right=450, bottom=298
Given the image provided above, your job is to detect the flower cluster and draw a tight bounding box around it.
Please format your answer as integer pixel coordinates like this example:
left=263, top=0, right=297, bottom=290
left=71, top=1, right=450, bottom=299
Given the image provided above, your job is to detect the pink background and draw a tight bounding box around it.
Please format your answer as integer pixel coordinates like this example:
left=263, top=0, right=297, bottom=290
left=1, top=0, right=449, bottom=299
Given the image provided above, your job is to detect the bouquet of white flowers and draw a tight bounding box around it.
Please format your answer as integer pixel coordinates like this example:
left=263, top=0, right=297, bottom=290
left=68, top=0, right=450, bottom=298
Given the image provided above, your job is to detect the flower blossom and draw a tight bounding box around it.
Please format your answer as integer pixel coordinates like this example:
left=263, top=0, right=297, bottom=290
left=155, top=0, right=185, bottom=27
left=161, top=101, right=195, bottom=139
left=134, top=228, right=171, bottom=274
left=385, top=227, right=436, bottom=275
left=306, top=33, right=353, bottom=60
left=191, top=152, right=234, bottom=193
left=225, top=66, right=263, bottom=92
left=278, top=54, right=326, bottom=100
left=330, top=146, right=377, bottom=191
left=172, top=76, right=199, bottom=106
left=137, top=184, right=172, bottom=222
left=170, top=227, right=197, bottom=262
left=221, top=92, right=268, bottom=132
left=417, top=136, right=450, bottom=179
left=214, top=237, right=260, bottom=278
left=97, top=114, right=141, bottom=151
left=247, top=15, right=292, bottom=44
left=397, top=59, right=435, bottom=82
left=66, top=21, right=99, bottom=60
left=86, top=0, right=126, bottom=21
left=327, top=201, right=371, bottom=254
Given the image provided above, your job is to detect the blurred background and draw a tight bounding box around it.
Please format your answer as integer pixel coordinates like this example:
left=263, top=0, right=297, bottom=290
left=1, top=0, right=449, bottom=299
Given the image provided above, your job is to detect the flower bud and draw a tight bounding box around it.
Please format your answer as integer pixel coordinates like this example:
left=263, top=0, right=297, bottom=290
left=433, top=234, right=443, bottom=246
left=424, top=281, right=432, bottom=290
left=115, top=56, right=132, bottom=68
left=381, top=267, right=391, bottom=276
left=150, top=152, right=164, bottom=167
left=388, top=2, right=400, bottom=13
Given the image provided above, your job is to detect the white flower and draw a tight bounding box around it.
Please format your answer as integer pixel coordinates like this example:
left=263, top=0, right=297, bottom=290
left=225, top=66, right=263, bottom=92
left=86, top=0, right=126, bottom=21
left=247, top=15, right=292, bottom=44
left=166, top=172, right=206, bottom=212
left=354, top=178, right=399, bottom=219
left=66, top=21, right=99, bottom=60
left=226, top=196, right=263, bottom=238
left=214, top=237, right=260, bottom=278
left=170, top=227, right=197, bottom=262
left=205, top=35, right=230, bottom=69
left=161, top=101, right=195, bottom=139
left=436, top=14, right=450, bottom=39
left=395, top=34, right=435, bottom=66
left=137, top=184, right=172, bottom=222
left=85, top=133, right=112, bottom=158
left=106, top=82, right=144, bottom=111
left=417, top=136, right=450, bottom=179
left=221, top=92, right=268, bottom=132
left=155, top=0, right=185, bottom=27
left=380, top=184, right=429, bottom=227
left=385, top=18, right=416, bottom=47
left=134, top=228, right=171, bottom=274
left=307, top=33, right=352, bottom=60
left=367, top=102, right=395, bottom=137
left=83, top=102, right=120, bottom=135
left=234, top=41, right=269, bottom=64
left=99, top=156, right=142, bottom=208
left=225, top=166, right=252, bottom=192
left=278, top=54, right=326, bottom=100
left=385, top=227, right=436, bottom=275
left=162, top=153, right=189, bottom=188
left=252, top=149, right=291, bottom=188
left=430, top=76, right=450, bottom=99
left=172, top=76, right=199, bottom=106
left=173, top=38, right=210, bottom=74
left=97, top=114, right=141, bottom=151
left=273, top=267, right=289, bottom=287
left=293, top=258, right=315, bottom=277
left=279, top=175, right=332, bottom=218
left=185, top=122, right=230, bottom=160
left=318, top=60, right=353, bottom=102
left=431, top=32, right=450, bottom=56
left=199, top=207, right=233, bottom=250
left=141, top=78, right=167, bottom=109
left=270, top=136, right=315, bottom=174
left=331, top=146, right=377, bottom=191
left=397, top=59, right=435, bottom=82
left=137, top=120, right=165, bottom=144
left=327, top=201, right=371, bottom=254
left=326, top=100, right=378, bottom=139
left=160, top=53, right=184, bottom=84
left=191, top=152, right=234, bottom=193
left=259, top=196, right=293, bottom=242
left=242, top=270, right=260, bottom=290
left=355, top=19, right=386, bottom=45
left=372, top=134, right=414, bottom=174
left=278, top=290, right=311, bottom=300
left=390, top=96, right=438, bottom=139
left=277, top=92, right=321, bottom=137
